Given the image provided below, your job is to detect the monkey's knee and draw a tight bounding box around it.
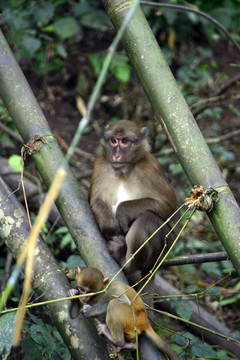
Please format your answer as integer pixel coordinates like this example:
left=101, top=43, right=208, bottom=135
left=108, top=235, right=126, bottom=265
left=124, top=212, right=168, bottom=271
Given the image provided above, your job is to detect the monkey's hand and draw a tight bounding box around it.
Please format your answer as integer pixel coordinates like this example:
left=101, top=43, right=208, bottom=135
left=116, top=203, right=133, bottom=234
left=68, top=288, right=79, bottom=297
left=116, top=198, right=162, bottom=233
left=81, top=304, right=93, bottom=317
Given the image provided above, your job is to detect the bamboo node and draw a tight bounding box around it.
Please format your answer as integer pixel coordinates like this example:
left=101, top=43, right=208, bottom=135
left=21, top=134, right=54, bottom=159
left=185, top=185, right=218, bottom=212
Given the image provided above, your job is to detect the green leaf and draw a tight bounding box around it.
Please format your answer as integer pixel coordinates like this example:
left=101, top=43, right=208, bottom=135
left=176, top=299, right=193, bottom=320
left=219, top=293, right=240, bottom=307
left=54, top=226, right=68, bottom=235
left=21, top=337, right=42, bottom=359
left=80, top=10, right=109, bottom=29
left=174, top=331, right=194, bottom=346
left=30, top=324, right=56, bottom=356
left=220, top=150, right=235, bottom=162
left=43, top=24, right=55, bottom=33
left=8, top=154, right=22, bottom=172
left=191, top=340, right=215, bottom=358
left=56, top=43, right=67, bottom=58
left=88, top=53, right=105, bottom=75
left=201, top=262, right=222, bottom=276
left=63, top=254, right=86, bottom=268
left=59, top=233, right=76, bottom=251
left=208, top=286, right=221, bottom=298
left=110, top=54, right=131, bottom=83
left=34, top=2, right=55, bottom=26
left=74, top=2, right=92, bottom=16
left=183, top=284, right=199, bottom=294
left=171, top=298, right=193, bottom=320
left=28, top=311, right=44, bottom=326
left=53, top=17, right=80, bottom=40
left=22, top=35, right=41, bottom=55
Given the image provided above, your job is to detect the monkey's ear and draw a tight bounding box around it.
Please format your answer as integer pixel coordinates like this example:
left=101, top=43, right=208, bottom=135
left=141, top=125, right=151, bottom=137
left=103, top=277, right=110, bottom=286
left=76, top=266, right=81, bottom=275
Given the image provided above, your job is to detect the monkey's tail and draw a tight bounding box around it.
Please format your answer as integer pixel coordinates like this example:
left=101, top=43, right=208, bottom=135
left=146, top=327, right=179, bottom=360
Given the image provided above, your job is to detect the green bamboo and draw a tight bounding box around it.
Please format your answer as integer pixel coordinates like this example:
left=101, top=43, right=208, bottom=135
left=0, top=28, right=124, bottom=282
left=0, top=27, right=167, bottom=360
left=0, top=177, right=109, bottom=360
left=101, top=0, right=240, bottom=274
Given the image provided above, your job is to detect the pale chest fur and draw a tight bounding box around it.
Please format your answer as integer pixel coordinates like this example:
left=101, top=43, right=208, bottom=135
left=111, top=183, right=131, bottom=215
left=98, top=169, right=144, bottom=215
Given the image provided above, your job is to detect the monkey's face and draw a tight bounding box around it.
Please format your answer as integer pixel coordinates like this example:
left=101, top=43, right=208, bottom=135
left=107, top=135, right=135, bottom=171
left=77, top=284, right=95, bottom=303
left=102, top=120, right=150, bottom=173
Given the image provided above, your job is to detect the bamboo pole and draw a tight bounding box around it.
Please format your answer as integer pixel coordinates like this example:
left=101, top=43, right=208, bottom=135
left=0, top=28, right=123, bottom=282
left=0, top=28, right=167, bottom=360
left=0, top=177, right=109, bottom=360
left=101, top=0, right=240, bottom=274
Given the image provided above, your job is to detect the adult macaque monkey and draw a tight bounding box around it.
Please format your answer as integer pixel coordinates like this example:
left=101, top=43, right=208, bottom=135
left=67, top=267, right=179, bottom=360
left=89, top=120, right=177, bottom=278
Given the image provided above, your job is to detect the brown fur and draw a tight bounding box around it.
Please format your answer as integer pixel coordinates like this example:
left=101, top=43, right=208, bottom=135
left=89, top=120, right=177, bottom=271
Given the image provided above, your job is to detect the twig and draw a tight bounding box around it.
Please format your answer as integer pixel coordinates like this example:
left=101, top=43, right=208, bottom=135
left=206, top=129, right=240, bottom=144
left=54, top=131, right=79, bottom=161
left=155, top=128, right=240, bottom=157
left=153, top=307, right=240, bottom=346
left=191, top=93, right=240, bottom=117
left=212, top=73, right=240, bottom=96
left=0, top=121, right=22, bottom=142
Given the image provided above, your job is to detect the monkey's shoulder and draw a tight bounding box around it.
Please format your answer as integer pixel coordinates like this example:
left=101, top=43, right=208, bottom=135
left=133, top=153, right=169, bottom=188
left=140, top=153, right=166, bottom=175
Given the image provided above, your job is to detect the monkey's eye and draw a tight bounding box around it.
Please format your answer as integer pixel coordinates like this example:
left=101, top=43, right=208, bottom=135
left=109, top=137, right=118, bottom=145
left=121, top=138, right=130, bottom=144
left=78, top=285, right=88, bottom=293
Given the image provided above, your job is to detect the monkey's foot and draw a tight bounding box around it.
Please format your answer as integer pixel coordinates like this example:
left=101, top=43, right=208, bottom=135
left=115, top=342, right=136, bottom=353
left=97, top=323, right=109, bottom=337
left=97, top=324, right=136, bottom=353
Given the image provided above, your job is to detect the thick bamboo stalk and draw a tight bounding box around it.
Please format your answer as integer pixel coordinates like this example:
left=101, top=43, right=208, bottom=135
left=0, top=29, right=167, bottom=360
left=101, top=0, right=240, bottom=274
left=0, top=28, right=123, bottom=282
left=0, top=177, right=109, bottom=360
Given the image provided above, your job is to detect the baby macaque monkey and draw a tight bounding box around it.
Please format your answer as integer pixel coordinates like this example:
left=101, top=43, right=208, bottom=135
left=66, top=266, right=179, bottom=360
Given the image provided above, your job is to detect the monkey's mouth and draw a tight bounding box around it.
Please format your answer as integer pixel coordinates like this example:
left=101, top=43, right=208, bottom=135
left=112, top=162, right=125, bottom=168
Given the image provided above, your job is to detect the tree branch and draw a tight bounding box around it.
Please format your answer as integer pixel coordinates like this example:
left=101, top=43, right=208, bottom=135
left=162, top=251, right=228, bottom=267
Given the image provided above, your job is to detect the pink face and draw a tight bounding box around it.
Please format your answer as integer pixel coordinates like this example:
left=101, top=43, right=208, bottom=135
left=108, top=135, right=132, bottom=169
